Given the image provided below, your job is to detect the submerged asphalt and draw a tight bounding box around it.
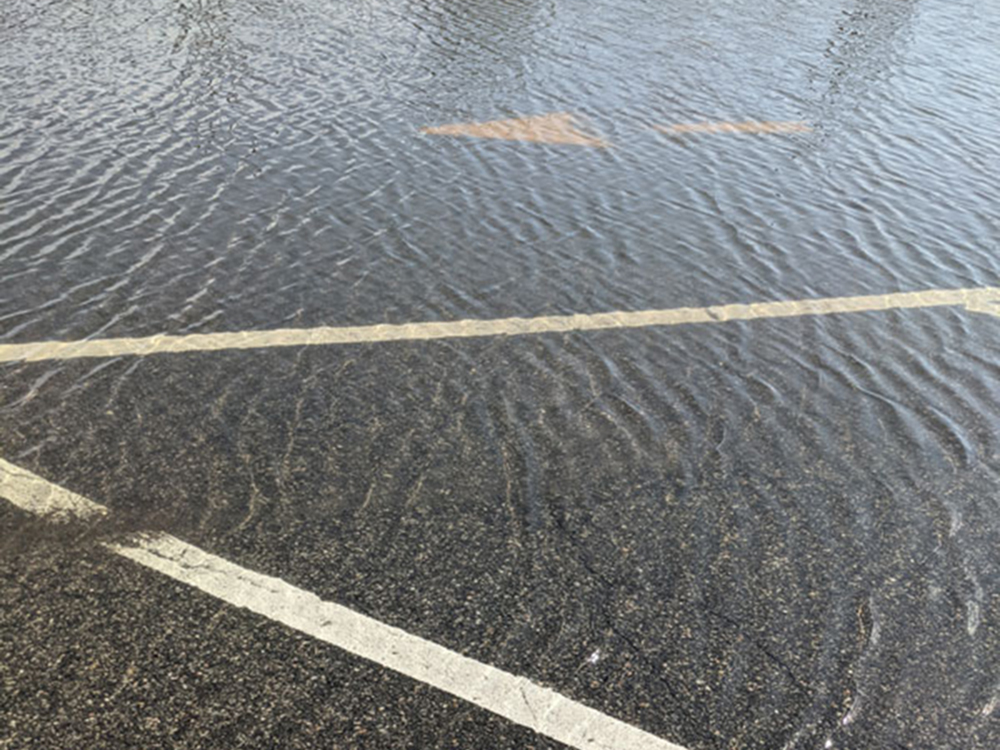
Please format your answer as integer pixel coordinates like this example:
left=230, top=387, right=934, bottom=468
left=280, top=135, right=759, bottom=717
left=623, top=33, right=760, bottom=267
left=3, top=0, right=1000, bottom=747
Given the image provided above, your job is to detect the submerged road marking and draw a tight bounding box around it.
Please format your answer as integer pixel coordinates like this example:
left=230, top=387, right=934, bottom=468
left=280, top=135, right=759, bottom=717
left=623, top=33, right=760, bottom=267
left=0, top=460, right=688, bottom=750
left=420, top=112, right=812, bottom=147
left=0, top=457, right=108, bottom=521
left=421, top=112, right=608, bottom=147
left=1, top=287, right=998, bottom=364
left=654, top=120, right=812, bottom=136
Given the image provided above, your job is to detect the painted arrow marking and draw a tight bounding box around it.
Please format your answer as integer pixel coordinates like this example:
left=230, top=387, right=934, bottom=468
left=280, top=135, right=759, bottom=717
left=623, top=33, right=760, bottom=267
left=421, top=112, right=813, bottom=147
left=421, top=112, right=608, bottom=147
left=654, top=120, right=812, bottom=135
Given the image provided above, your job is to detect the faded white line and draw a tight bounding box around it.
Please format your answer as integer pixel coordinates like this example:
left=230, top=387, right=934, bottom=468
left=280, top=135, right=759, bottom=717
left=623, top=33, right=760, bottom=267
left=1, top=461, right=688, bottom=750
left=1, top=286, right=997, bottom=364
left=0, top=457, right=108, bottom=521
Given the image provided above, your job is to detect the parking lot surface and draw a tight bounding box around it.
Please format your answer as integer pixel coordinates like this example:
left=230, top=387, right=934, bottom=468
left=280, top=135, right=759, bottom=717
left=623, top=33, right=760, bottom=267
left=3, top=0, right=1000, bottom=748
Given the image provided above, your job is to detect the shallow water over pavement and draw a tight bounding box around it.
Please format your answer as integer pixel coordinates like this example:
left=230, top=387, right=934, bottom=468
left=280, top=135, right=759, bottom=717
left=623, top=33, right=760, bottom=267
left=3, top=1, right=1000, bottom=748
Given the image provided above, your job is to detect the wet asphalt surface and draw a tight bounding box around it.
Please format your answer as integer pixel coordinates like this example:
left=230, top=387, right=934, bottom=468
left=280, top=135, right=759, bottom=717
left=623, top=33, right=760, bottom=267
left=4, top=0, right=1000, bottom=748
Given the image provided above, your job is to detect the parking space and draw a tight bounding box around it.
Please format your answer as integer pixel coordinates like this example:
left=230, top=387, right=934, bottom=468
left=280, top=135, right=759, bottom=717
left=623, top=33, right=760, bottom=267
left=3, top=0, right=1000, bottom=748
left=5, top=301, right=1000, bottom=748
left=1, top=519, right=576, bottom=750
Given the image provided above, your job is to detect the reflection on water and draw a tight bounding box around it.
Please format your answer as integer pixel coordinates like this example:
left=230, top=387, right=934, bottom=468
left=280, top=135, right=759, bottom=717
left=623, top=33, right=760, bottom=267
left=2, top=0, right=1000, bottom=747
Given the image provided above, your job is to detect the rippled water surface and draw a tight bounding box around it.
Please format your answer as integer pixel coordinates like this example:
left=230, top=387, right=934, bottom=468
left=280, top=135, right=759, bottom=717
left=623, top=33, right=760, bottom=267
left=3, top=0, right=1000, bottom=748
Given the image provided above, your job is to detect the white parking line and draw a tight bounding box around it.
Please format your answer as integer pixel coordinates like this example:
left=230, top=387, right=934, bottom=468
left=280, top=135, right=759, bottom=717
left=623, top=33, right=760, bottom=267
left=0, top=459, right=689, bottom=750
left=111, top=533, right=686, bottom=750
left=1, top=286, right=997, bottom=364
left=0, top=457, right=108, bottom=521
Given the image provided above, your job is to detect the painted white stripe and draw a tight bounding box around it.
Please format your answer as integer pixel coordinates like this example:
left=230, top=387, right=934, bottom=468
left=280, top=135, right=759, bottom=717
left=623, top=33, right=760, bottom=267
left=1, top=286, right=997, bottom=364
left=0, top=457, right=108, bottom=521
left=0, top=461, right=689, bottom=750
left=109, top=532, right=687, bottom=750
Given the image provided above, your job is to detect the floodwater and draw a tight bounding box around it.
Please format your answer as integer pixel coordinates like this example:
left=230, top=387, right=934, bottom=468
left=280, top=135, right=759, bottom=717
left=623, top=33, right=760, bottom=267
left=2, top=0, right=1000, bottom=748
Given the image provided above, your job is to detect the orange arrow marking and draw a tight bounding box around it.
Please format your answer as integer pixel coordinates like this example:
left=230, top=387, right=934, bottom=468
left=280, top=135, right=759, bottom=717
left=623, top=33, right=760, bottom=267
left=654, top=120, right=812, bottom=135
left=421, top=112, right=607, bottom=147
